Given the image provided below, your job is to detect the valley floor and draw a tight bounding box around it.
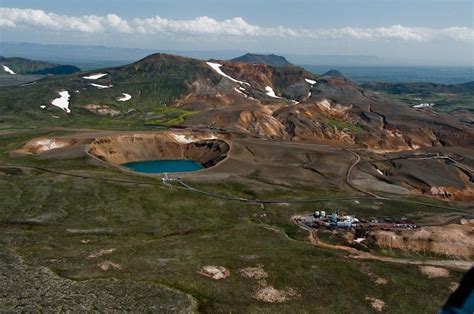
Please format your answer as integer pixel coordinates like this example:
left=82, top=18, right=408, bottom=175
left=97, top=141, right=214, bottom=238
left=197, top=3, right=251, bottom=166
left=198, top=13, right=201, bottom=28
left=0, top=127, right=473, bottom=312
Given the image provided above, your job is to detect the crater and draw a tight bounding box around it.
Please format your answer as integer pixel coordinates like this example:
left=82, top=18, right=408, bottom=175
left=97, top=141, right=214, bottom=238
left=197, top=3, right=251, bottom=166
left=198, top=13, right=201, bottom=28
left=122, top=160, right=204, bottom=174
left=87, top=132, right=230, bottom=173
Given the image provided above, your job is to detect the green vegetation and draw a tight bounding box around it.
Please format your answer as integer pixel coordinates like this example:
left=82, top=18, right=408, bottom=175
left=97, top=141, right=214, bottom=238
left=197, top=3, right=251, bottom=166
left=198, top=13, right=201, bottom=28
left=0, top=53, right=216, bottom=129
left=146, top=107, right=197, bottom=126
left=0, top=129, right=464, bottom=313
left=326, top=118, right=364, bottom=133
left=0, top=56, right=80, bottom=74
left=362, top=81, right=474, bottom=113
left=0, top=54, right=469, bottom=311
left=379, top=92, right=473, bottom=113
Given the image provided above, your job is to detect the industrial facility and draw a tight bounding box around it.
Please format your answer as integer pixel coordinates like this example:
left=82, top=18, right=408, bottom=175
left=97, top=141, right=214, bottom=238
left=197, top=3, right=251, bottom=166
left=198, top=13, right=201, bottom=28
left=294, top=210, right=419, bottom=231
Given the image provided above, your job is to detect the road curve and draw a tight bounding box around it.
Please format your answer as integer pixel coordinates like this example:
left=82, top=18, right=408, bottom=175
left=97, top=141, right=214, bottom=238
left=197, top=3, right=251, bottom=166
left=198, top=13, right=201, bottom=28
left=1, top=164, right=472, bottom=214
left=344, top=149, right=381, bottom=198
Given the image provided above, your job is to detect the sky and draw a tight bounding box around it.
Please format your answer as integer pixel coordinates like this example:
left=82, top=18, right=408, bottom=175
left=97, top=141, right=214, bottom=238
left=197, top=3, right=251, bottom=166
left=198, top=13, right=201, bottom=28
left=0, top=0, right=473, bottom=65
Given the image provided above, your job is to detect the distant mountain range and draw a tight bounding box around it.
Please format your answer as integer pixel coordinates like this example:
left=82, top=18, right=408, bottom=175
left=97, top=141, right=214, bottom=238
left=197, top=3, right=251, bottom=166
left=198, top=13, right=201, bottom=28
left=0, top=56, right=80, bottom=75
left=231, top=53, right=293, bottom=67
left=1, top=52, right=471, bottom=151
left=1, top=43, right=472, bottom=84
left=0, top=42, right=391, bottom=69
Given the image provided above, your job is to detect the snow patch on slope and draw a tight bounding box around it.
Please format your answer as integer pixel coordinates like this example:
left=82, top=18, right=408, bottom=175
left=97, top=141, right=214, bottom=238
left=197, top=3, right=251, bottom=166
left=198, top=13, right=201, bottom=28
left=206, top=62, right=250, bottom=86
left=90, top=83, right=112, bottom=89
left=306, top=79, right=315, bottom=100
left=83, top=73, right=107, bottom=80
left=234, top=87, right=248, bottom=97
left=2, top=65, right=15, bottom=74
left=414, top=103, right=435, bottom=108
left=117, top=93, right=132, bottom=101
left=265, top=86, right=283, bottom=99
left=51, top=91, right=71, bottom=113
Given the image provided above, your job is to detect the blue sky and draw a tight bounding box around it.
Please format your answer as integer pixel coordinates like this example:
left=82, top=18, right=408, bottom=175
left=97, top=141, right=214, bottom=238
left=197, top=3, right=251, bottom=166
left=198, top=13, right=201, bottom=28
left=2, top=0, right=473, bottom=27
left=0, top=0, right=473, bottom=65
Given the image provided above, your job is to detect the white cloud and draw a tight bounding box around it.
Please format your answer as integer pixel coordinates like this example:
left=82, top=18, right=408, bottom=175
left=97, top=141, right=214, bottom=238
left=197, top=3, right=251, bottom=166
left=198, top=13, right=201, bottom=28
left=0, top=7, right=472, bottom=43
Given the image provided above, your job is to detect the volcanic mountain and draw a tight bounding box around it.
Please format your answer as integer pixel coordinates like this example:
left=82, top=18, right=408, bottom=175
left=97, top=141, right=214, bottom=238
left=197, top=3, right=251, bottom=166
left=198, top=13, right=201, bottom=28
left=230, top=53, right=293, bottom=67
left=1, top=52, right=473, bottom=152
left=322, top=69, right=346, bottom=78
left=3, top=52, right=474, bottom=202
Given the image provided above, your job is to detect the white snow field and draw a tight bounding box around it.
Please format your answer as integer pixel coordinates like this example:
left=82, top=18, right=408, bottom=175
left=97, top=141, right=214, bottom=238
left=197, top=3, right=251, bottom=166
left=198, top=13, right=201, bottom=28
left=414, top=103, right=435, bottom=108
left=234, top=88, right=248, bottom=97
left=2, top=65, right=15, bottom=74
left=206, top=62, right=250, bottom=86
left=117, top=93, right=132, bottom=101
left=83, top=73, right=107, bottom=80
left=51, top=91, right=71, bottom=113
left=90, top=83, right=112, bottom=89
left=265, top=86, right=283, bottom=99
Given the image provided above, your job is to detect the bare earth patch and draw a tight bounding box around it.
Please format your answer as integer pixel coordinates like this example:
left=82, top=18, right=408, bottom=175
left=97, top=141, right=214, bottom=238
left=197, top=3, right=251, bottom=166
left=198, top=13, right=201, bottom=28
left=365, top=297, right=386, bottom=312
left=374, top=277, right=388, bottom=285
left=449, top=282, right=460, bottom=292
left=254, top=286, right=300, bottom=303
left=308, top=231, right=472, bottom=271
left=240, top=264, right=300, bottom=303
left=98, top=260, right=122, bottom=271
left=360, top=264, right=388, bottom=285
left=15, top=138, right=76, bottom=154
left=88, top=248, right=116, bottom=259
left=239, top=265, right=268, bottom=280
left=419, top=266, right=450, bottom=278
left=198, top=266, right=230, bottom=280
left=368, top=223, right=474, bottom=259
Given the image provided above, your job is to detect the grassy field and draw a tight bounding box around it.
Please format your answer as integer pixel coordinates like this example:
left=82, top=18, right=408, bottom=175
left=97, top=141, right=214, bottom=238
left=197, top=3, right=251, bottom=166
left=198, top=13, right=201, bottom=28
left=0, top=129, right=465, bottom=312
left=326, top=118, right=364, bottom=134
left=0, top=55, right=213, bottom=130
left=378, top=91, right=474, bottom=113
left=360, top=81, right=474, bottom=114
left=145, top=107, right=198, bottom=126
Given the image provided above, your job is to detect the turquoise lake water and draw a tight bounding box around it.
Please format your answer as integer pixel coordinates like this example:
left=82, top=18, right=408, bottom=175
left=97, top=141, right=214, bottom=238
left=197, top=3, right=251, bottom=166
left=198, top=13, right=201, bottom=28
left=122, top=160, right=203, bottom=173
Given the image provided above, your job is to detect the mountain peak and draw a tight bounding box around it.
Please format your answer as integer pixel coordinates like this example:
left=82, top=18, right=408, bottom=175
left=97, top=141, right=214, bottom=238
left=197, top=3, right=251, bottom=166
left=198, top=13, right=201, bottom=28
left=135, top=52, right=197, bottom=63
left=322, top=69, right=345, bottom=77
left=0, top=56, right=80, bottom=75
left=230, top=53, right=292, bottom=67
